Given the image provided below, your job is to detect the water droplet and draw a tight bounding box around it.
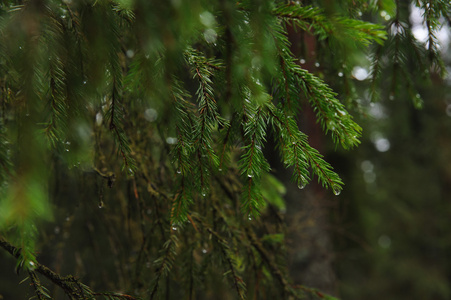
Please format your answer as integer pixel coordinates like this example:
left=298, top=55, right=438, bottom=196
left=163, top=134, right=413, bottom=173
left=126, top=49, right=135, bottom=58
left=361, top=160, right=374, bottom=172
left=297, top=181, right=306, bottom=189
left=247, top=173, right=253, bottom=178
left=176, top=169, right=181, bottom=174
left=327, top=120, right=336, bottom=131
left=83, top=80, right=87, bottom=85
left=352, top=66, right=369, bottom=81
left=315, top=62, right=320, bottom=67
left=378, top=235, right=391, bottom=248
left=337, top=109, right=347, bottom=116
left=218, top=168, right=222, bottom=172
left=332, top=185, right=341, bottom=196
left=96, top=112, right=103, bottom=125
left=248, top=216, right=252, bottom=221
left=65, top=217, right=70, bottom=222
left=65, top=149, right=69, bottom=152
left=338, top=72, right=343, bottom=77
left=300, top=58, right=306, bottom=64
left=172, top=226, right=178, bottom=231
left=144, top=108, right=158, bottom=122
left=374, top=137, right=390, bottom=152
left=199, top=11, right=215, bottom=27
left=202, top=249, right=207, bottom=254
left=166, top=137, right=177, bottom=144
left=98, top=201, right=104, bottom=208
left=203, top=28, right=217, bottom=43
left=446, top=104, right=451, bottom=117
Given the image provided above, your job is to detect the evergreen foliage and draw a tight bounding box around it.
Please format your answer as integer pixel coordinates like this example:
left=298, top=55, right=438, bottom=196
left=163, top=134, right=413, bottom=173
left=0, top=0, right=449, bottom=299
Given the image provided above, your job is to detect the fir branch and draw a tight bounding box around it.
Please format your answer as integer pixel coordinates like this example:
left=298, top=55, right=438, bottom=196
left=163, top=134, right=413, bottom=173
left=417, top=0, right=447, bottom=76
left=287, top=57, right=361, bottom=149
left=0, top=122, right=13, bottom=182
left=218, top=116, right=234, bottom=170
left=170, top=80, right=196, bottom=223
left=185, top=47, right=223, bottom=193
left=296, top=285, right=340, bottom=300
left=92, top=292, right=138, bottom=300
left=240, top=98, right=269, bottom=179
left=269, top=105, right=343, bottom=194
left=207, top=227, right=246, bottom=300
left=245, top=228, right=298, bottom=299
left=238, top=91, right=270, bottom=216
left=171, top=188, right=193, bottom=224
left=102, top=5, right=137, bottom=175
left=369, top=44, right=383, bottom=102
left=270, top=108, right=310, bottom=189
left=41, top=12, right=69, bottom=148
left=191, top=215, right=247, bottom=300
left=0, top=237, right=138, bottom=300
left=107, top=79, right=136, bottom=174
left=381, top=4, right=428, bottom=106
left=28, top=270, right=51, bottom=300
left=149, top=232, right=179, bottom=299
left=274, top=2, right=386, bottom=45
left=269, top=21, right=362, bottom=149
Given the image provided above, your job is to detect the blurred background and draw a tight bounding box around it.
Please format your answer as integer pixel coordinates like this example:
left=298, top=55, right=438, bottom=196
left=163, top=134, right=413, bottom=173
left=0, top=1, right=450, bottom=300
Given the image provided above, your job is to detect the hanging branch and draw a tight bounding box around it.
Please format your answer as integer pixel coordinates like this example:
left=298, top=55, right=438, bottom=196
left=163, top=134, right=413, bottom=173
left=268, top=21, right=362, bottom=149
left=419, top=0, right=447, bottom=76
left=245, top=228, right=298, bottom=299
left=185, top=47, right=224, bottom=195
left=269, top=104, right=343, bottom=195
left=207, top=227, right=247, bottom=300
left=104, top=6, right=137, bottom=175
left=274, top=2, right=386, bottom=45
left=149, top=231, right=179, bottom=299
left=170, top=80, right=196, bottom=223
left=107, top=78, right=137, bottom=174
left=239, top=89, right=271, bottom=216
left=191, top=215, right=247, bottom=300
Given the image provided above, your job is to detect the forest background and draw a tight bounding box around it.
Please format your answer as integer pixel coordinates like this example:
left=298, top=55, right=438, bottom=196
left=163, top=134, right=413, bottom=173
left=0, top=0, right=450, bottom=299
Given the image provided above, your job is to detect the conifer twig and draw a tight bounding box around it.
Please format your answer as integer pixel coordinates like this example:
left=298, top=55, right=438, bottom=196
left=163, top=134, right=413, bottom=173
left=0, top=237, right=138, bottom=300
